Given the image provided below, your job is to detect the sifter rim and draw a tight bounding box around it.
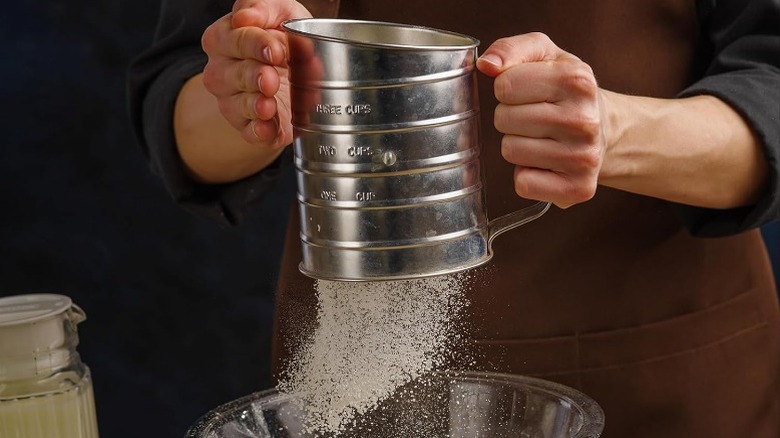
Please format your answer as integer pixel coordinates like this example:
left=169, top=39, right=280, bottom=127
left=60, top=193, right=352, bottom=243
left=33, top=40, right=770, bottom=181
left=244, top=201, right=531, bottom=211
left=282, top=18, right=480, bottom=50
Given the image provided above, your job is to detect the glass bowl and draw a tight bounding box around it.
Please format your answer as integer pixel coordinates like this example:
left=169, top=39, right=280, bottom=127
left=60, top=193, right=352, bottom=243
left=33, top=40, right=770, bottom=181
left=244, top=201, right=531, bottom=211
left=186, top=371, right=604, bottom=438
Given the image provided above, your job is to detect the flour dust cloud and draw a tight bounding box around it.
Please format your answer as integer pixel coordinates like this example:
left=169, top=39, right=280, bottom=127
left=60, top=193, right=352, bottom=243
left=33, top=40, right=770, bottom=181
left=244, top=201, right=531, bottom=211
left=277, top=272, right=473, bottom=436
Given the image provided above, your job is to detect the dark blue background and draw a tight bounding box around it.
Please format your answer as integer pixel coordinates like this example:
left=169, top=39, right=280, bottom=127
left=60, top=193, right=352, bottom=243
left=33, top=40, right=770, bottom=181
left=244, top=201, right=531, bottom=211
left=1, top=1, right=295, bottom=437
left=0, top=1, right=777, bottom=438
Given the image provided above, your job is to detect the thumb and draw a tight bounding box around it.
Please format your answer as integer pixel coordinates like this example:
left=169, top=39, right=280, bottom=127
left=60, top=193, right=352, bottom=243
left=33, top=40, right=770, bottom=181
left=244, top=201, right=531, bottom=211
left=477, top=32, right=563, bottom=77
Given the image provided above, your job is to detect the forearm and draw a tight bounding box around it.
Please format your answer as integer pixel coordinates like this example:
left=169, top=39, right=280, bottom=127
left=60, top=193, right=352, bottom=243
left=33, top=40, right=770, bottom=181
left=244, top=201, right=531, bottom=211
left=174, top=73, right=285, bottom=184
left=599, top=91, right=769, bottom=209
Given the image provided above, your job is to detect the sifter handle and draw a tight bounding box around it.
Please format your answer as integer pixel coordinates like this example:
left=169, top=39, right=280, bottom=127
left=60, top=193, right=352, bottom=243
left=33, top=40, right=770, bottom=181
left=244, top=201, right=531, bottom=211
left=487, top=201, right=551, bottom=250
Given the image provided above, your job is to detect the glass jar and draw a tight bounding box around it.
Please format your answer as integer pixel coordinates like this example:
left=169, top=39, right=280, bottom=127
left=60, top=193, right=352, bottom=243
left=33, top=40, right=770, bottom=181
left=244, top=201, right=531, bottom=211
left=0, top=293, right=99, bottom=438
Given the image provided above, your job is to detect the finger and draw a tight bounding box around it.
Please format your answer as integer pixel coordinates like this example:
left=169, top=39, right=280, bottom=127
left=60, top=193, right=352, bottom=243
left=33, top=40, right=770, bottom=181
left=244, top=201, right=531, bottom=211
left=257, top=64, right=281, bottom=97
left=202, top=16, right=268, bottom=63
left=232, top=0, right=312, bottom=28
left=513, top=166, right=597, bottom=207
left=218, top=92, right=278, bottom=129
left=493, top=62, right=564, bottom=105
left=204, top=59, right=282, bottom=99
left=501, top=135, right=602, bottom=176
left=477, top=32, right=570, bottom=77
left=241, top=118, right=278, bottom=145
left=494, top=57, right=596, bottom=105
left=205, top=59, right=258, bottom=95
left=230, top=0, right=312, bottom=67
left=242, top=114, right=292, bottom=149
left=223, top=25, right=286, bottom=64
left=203, top=15, right=286, bottom=64
left=494, top=102, right=601, bottom=142
left=254, top=93, right=279, bottom=120
left=216, top=94, right=254, bottom=130
left=235, top=93, right=278, bottom=121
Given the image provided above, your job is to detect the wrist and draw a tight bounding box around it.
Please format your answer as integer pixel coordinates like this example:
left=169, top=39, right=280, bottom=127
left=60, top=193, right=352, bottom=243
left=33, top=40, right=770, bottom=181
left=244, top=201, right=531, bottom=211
left=597, top=89, right=635, bottom=186
left=595, top=90, right=768, bottom=208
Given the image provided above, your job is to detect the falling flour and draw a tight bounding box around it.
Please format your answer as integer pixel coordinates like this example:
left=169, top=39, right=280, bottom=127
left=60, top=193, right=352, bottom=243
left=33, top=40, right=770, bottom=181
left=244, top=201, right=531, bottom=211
left=277, top=273, right=472, bottom=436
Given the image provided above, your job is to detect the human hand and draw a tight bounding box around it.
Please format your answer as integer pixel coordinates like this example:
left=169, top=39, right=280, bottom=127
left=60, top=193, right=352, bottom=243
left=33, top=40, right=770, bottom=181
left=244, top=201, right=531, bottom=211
left=200, top=0, right=311, bottom=149
left=477, top=33, right=608, bottom=209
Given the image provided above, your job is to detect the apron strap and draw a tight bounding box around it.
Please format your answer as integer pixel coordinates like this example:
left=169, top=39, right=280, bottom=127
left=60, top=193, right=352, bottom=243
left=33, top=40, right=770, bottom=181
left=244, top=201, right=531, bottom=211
left=298, top=0, right=340, bottom=18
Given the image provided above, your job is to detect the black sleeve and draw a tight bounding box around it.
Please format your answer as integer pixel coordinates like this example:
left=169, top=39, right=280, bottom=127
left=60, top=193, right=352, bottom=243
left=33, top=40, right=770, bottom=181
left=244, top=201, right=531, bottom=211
left=675, top=0, right=780, bottom=237
left=126, top=0, right=292, bottom=226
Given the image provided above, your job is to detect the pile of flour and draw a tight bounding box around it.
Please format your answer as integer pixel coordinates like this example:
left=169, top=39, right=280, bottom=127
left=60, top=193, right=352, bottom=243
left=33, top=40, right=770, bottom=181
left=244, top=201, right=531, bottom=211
left=277, top=273, right=471, bottom=436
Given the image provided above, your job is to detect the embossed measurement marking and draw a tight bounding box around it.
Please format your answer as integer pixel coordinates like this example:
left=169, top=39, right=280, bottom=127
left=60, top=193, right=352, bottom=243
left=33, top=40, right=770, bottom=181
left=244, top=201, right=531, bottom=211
left=348, top=146, right=373, bottom=156
left=315, top=103, right=372, bottom=115
left=356, top=192, right=376, bottom=201
left=315, top=104, right=342, bottom=115
left=318, top=145, right=336, bottom=155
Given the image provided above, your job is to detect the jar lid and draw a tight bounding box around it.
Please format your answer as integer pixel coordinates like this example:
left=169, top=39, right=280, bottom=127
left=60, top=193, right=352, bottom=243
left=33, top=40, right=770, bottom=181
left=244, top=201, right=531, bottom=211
left=0, top=294, right=86, bottom=381
left=0, top=294, right=74, bottom=326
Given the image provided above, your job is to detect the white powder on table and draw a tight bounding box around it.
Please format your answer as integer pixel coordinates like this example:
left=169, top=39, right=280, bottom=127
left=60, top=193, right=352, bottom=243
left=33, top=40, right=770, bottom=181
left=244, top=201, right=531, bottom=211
left=276, top=272, right=472, bottom=436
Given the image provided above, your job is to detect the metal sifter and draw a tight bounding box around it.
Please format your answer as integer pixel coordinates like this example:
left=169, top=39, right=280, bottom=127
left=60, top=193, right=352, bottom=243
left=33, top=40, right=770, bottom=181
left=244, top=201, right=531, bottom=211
left=283, top=19, right=550, bottom=281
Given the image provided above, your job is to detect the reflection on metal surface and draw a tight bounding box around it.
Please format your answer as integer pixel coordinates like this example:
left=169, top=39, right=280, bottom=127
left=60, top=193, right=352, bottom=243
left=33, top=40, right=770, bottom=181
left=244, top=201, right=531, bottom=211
left=284, top=19, right=550, bottom=281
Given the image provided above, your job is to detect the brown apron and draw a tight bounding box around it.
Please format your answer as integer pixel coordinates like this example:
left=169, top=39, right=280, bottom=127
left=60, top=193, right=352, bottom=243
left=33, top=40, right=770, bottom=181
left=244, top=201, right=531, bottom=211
left=279, top=1, right=780, bottom=437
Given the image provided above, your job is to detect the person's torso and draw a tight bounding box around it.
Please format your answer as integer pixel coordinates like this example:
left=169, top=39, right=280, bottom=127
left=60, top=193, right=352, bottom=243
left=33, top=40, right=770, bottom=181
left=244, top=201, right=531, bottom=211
left=285, top=0, right=773, bottom=338
left=275, top=3, right=780, bottom=435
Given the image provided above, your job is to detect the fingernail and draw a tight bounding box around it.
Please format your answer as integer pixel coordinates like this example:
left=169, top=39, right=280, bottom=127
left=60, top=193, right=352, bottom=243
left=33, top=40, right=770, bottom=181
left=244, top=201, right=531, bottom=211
left=262, top=46, right=272, bottom=64
left=249, top=119, right=262, bottom=142
left=256, top=71, right=262, bottom=93
left=479, top=54, right=503, bottom=68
